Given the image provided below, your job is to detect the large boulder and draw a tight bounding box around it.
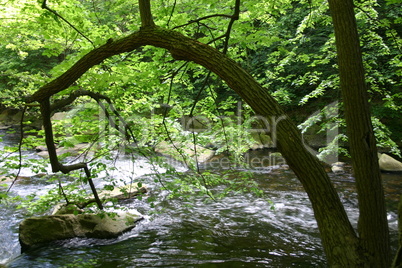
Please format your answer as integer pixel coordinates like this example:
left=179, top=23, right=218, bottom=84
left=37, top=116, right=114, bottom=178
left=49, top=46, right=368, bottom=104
left=0, top=108, right=41, bottom=129
left=155, top=141, right=215, bottom=163
left=378, top=153, right=402, bottom=172
left=36, top=143, right=90, bottom=158
left=19, top=211, right=142, bottom=252
left=0, top=109, right=23, bottom=128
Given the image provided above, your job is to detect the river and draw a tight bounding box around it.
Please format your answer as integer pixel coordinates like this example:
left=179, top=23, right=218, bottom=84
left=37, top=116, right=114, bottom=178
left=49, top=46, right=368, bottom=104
left=0, top=129, right=401, bottom=267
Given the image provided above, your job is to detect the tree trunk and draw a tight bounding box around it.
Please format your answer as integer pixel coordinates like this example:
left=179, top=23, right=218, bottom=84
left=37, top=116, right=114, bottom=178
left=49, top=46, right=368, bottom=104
left=26, top=0, right=374, bottom=265
left=328, top=0, right=391, bottom=266
left=28, top=25, right=364, bottom=266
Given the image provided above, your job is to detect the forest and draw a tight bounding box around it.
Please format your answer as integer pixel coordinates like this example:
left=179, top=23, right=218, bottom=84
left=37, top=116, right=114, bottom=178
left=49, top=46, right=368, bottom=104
left=0, top=0, right=401, bottom=267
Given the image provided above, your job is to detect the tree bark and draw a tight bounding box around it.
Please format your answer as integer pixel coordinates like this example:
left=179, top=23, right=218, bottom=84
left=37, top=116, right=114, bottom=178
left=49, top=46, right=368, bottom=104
left=40, top=98, right=103, bottom=210
left=328, top=0, right=391, bottom=266
left=138, top=0, right=155, bottom=28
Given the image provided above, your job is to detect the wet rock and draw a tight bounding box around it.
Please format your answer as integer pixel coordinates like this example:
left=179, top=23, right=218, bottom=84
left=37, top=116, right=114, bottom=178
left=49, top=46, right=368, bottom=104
left=378, top=153, right=402, bottom=172
left=35, top=145, right=48, bottom=152
left=51, top=112, right=68, bottom=121
left=98, top=183, right=147, bottom=200
left=19, top=211, right=143, bottom=252
left=0, top=109, right=41, bottom=129
left=331, top=162, right=345, bottom=173
left=0, top=109, right=23, bottom=127
left=155, top=141, right=215, bottom=163
left=36, top=143, right=90, bottom=158
left=0, top=174, right=45, bottom=184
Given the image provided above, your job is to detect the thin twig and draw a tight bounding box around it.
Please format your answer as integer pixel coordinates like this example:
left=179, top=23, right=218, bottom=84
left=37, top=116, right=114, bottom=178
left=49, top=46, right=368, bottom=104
left=41, top=0, right=93, bottom=45
left=172, top=14, right=233, bottom=30
left=222, top=0, right=240, bottom=54
left=6, top=106, right=27, bottom=193
left=58, top=178, right=70, bottom=204
left=166, top=0, right=177, bottom=28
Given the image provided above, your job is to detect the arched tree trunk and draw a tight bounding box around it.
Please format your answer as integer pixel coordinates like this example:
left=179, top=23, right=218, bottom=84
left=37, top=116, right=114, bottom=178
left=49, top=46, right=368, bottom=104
left=26, top=0, right=384, bottom=265
left=27, top=24, right=363, bottom=267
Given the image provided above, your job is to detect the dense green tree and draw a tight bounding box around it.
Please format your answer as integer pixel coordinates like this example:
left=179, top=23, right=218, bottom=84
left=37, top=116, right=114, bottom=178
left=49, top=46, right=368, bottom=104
left=1, top=0, right=401, bottom=266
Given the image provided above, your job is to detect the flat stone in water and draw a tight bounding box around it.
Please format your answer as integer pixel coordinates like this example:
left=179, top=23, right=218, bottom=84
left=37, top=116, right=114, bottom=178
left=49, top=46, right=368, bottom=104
left=19, top=211, right=143, bottom=253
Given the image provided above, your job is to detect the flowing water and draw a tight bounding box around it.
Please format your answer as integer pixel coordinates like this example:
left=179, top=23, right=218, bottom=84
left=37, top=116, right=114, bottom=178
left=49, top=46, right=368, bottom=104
left=0, top=129, right=401, bottom=267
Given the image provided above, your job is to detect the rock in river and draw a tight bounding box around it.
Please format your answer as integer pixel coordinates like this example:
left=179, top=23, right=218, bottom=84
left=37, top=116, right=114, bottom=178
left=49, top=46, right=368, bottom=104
left=19, top=211, right=143, bottom=252
left=378, top=153, right=402, bottom=172
left=155, top=141, right=215, bottom=163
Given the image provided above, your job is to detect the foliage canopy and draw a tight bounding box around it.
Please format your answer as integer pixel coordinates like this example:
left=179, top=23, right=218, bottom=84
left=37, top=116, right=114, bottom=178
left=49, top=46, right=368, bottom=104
left=0, top=0, right=401, bottom=265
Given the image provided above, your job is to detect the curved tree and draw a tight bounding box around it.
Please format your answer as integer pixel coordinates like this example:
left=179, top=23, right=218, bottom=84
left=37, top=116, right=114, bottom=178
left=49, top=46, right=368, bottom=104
left=25, top=0, right=390, bottom=266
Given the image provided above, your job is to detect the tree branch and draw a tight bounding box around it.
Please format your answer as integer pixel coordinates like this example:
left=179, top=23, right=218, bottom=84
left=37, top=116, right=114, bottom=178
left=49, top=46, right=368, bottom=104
left=222, top=0, right=240, bottom=54
left=138, top=0, right=155, bottom=28
left=27, top=18, right=361, bottom=262
left=40, top=97, right=103, bottom=209
left=51, top=88, right=138, bottom=150
left=6, top=106, right=27, bottom=193
left=166, top=0, right=177, bottom=28
left=26, top=32, right=146, bottom=103
left=172, top=14, right=234, bottom=30
left=41, top=0, right=93, bottom=45
left=50, top=88, right=89, bottom=111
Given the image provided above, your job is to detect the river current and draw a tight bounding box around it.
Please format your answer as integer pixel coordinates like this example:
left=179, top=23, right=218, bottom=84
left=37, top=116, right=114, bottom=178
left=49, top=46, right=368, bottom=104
left=0, top=130, right=401, bottom=267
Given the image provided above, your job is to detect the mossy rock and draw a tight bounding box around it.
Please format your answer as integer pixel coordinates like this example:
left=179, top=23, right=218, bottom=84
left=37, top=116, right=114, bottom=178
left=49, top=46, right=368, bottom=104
left=19, top=212, right=143, bottom=252
left=155, top=141, right=215, bottom=163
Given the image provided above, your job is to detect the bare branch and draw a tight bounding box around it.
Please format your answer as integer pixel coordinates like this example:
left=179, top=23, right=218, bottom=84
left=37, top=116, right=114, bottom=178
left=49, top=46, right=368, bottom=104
left=6, top=106, right=27, bottom=193
left=26, top=31, right=145, bottom=104
left=40, top=98, right=103, bottom=209
left=50, top=88, right=89, bottom=111
left=166, top=0, right=177, bottom=28
left=171, top=0, right=240, bottom=54
left=172, top=14, right=233, bottom=30
left=41, top=0, right=93, bottom=45
left=207, top=34, right=228, bottom=45
left=222, top=0, right=241, bottom=54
